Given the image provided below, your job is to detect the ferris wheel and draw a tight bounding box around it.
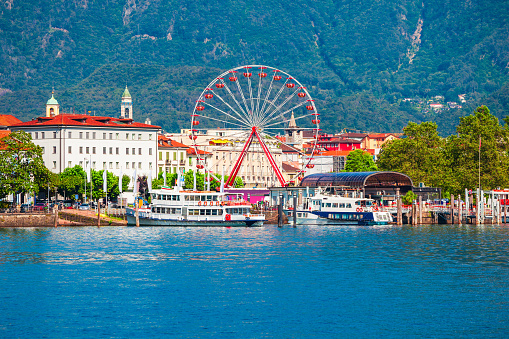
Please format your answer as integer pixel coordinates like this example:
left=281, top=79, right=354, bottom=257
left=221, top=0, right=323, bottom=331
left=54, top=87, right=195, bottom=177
left=190, top=65, right=320, bottom=187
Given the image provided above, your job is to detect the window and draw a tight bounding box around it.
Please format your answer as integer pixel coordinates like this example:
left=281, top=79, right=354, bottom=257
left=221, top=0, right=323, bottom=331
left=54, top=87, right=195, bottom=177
left=173, top=152, right=176, bottom=161
left=116, top=133, right=119, bottom=140
left=138, top=148, right=142, bottom=155
left=68, top=161, right=71, bottom=168
left=41, top=147, right=45, bottom=154
left=126, top=133, right=129, bottom=139
left=53, top=146, right=57, bottom=154
left=126, top=162, right=130, bottom=169
left=132, top=148, right=135, bottom=155
left=41, top=132, right=45, bottom=139
left=132, top=162, right=135, bottom=169
left=149, top=148, right=152, bottom=156
left=109, top=147, right=112, bottom=154
left=68, top=146, right=72, bottom=154
left=116, top=147, right=119, bottom=155
left=126, top=148, right=129, bottom=155
left=92, top=161, right=96, bottom=169
left=86, top=147, right=89, bottom=154
left=68, top=131, right=72, bottom=138
left=103, top=147, right=106, bottom=154
left=79, top=161, right=83, bottom=167
left=132, top=134, right=135, bottom=140
left=149, top=134, right=152, bottom=140
left=109, top=162, right=113, bottom=169
left=103, top=133, right=106, bottom=139
left=53, top=131, right=57, bottom=139
left=53, top=161, right=57, bottom=169
left=149, top=162, right=152, bottom=170
left=92, top=147, right=96, bottom=154
left=189, top=157, right=192, bottom=166
left=159, top=152, right=162, bottom=160
left=116, top=162, right=119, bottom=169
left=109, top=133, right=113, bottom=140
left=79, top=146, right=83, bottom=154
left=103, top=162, right=106, bottom=169
left=138, top=162, right=142, bottom=169
left=93, top=132, right=96, bottom=139
left=79, top=132, right=83, bottom=139
left=180, top=152, right=184, bottom=160
left=138, top=134, right=141, bottom=140
left=86, top=132, right=89, bottom=139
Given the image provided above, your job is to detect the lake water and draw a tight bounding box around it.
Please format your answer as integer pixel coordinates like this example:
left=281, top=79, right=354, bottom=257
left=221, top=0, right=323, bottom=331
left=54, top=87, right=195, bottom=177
left=0, top=224, right=508, bottom=338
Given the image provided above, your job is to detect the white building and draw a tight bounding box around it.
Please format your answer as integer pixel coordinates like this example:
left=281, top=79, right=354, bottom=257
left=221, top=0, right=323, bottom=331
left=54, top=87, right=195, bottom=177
left=10, top=90, right=161, bottom=178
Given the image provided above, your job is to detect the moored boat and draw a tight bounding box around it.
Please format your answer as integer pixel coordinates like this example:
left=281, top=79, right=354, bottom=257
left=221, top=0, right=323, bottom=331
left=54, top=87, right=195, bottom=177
left=286, top=191, right=393, bottom=226
left=126, top=186, right=265, bottom=227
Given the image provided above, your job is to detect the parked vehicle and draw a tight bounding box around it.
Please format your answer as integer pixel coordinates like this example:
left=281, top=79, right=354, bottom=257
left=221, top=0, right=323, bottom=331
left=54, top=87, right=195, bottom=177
left=79, top=203, right=91, bottom=211
left=20, top=204, right=30, bottom=213
left=33, top=203, right=46, bottom=211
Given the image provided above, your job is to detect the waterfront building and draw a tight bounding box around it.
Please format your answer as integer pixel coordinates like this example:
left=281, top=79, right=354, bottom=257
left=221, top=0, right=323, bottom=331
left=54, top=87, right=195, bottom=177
left=364, top=133, right=399, bottom=149
left=10, top=90, right=161, bottom=178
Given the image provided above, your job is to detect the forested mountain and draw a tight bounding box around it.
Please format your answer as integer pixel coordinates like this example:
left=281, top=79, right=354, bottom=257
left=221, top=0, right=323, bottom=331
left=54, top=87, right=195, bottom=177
left=0, top=0, right=508, bottom=135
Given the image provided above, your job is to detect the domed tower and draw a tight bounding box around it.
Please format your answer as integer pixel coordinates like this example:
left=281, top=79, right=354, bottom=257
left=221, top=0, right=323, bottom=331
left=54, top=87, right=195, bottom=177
left=121, top=86, right=133, bottom=119
left=46, top=90, right=60, bottom=117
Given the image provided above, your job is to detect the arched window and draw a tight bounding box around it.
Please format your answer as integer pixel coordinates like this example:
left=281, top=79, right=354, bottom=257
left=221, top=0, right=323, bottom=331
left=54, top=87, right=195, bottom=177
left=125, top=108, right=129, bottom=116
left=50, top=108, right=54, bottom=116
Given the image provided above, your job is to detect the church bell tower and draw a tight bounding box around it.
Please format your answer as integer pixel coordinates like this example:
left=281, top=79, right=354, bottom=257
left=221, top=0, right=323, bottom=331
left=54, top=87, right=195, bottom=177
left=46, top=90, right=60, bottom=117
left=121, top=86, right=133, bottom=119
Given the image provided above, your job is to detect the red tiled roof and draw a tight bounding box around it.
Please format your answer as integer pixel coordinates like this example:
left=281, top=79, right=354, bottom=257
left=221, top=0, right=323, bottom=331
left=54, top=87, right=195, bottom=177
left=11, top=114, right=161, bottom=129
left=0, top=115, right=22, bottom=126
left=319, top=149, right=375, bottom=156
left=187, top=148, right=211, bottom=155
left=367, top=133, right=398, bottom=139
left=280, top=143, right=301, bottom=153
left=158, top=135, right=188, bottom=148
left=282, top=161, right=300, bottom=172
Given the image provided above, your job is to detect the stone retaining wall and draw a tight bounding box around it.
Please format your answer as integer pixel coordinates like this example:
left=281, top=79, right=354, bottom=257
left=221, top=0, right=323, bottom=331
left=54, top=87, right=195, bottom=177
left=0, top=213, right=56, bottom=227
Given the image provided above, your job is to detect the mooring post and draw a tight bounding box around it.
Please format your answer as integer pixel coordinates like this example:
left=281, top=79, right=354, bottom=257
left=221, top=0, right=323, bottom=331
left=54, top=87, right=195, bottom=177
left=396, top=188, right=402, bottom=225
left=293, top=193, right=297, bottom=228
left=135, top=195, right=140, bottom=227
left=476, top=189, right=480, bottom=225
left=504, top=194, right=507, bottom=224
left=418, top=196, right=423, bottom=225
left=278, top=194, right=283, bottom=228
left=450, top=194, right=454, bottom=224
left=97, top=199, right=101, bottom=227
left=53, top=207, right=58, bottom=227
left=458, top=194, right=462, bottom=225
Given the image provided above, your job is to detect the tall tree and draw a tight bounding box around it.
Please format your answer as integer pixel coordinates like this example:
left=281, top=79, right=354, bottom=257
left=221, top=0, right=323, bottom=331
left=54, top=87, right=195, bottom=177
left=377, top=121, right=450, bottom=189
left=0, top=131, right=50, bottom=199
left=344, top=149, right=378, bottom=172
left=445, top=105, right=509, bottom=192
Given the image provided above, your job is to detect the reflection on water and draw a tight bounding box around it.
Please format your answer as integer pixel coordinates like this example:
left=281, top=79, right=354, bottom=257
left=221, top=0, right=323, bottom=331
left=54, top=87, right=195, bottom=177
left=1, top=224, right=509, bottom=338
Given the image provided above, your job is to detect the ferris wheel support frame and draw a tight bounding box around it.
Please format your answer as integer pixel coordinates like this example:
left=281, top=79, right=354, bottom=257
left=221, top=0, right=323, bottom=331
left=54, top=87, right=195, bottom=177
left=225, top=126, right=286, bottom=188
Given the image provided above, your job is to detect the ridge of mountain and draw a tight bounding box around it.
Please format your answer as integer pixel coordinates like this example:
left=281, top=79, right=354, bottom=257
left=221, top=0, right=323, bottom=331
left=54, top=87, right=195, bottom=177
left=0, top=0, right=508, bottom=135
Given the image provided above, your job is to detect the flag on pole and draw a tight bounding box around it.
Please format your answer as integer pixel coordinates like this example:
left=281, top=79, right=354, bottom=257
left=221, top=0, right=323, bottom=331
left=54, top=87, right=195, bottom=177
left=163, top=171, right=167, bottom=186
left=132, top=169, right=138, bottom=195
left=148, top=171, right=152, bottom=193
left=119, top=167, right=123, bottom=194
left=103, top=170, right=107, bottom=193
left=86, top=161, right=91, bottom=182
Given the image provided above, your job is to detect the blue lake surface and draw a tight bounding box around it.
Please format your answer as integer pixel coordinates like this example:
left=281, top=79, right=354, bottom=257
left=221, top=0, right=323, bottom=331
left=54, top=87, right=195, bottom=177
left=0, top=224, right=508, bottom=338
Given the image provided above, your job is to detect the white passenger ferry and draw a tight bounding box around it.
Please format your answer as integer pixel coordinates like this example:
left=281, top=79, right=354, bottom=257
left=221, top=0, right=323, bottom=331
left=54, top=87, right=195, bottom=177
left=287, top=191, right=393, bottom=226
left=126, top=186, right=265, bottom=227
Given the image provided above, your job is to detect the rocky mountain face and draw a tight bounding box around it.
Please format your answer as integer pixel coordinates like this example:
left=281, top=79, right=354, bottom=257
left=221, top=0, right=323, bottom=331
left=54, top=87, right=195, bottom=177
left=0, top=0, right=508, bottom=135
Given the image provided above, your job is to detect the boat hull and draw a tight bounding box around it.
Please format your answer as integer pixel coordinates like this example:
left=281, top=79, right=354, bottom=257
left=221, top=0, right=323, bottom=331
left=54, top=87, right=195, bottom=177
left=126, top=215, right=263, bottom=227
left=286, top=210, right=393, bottom=226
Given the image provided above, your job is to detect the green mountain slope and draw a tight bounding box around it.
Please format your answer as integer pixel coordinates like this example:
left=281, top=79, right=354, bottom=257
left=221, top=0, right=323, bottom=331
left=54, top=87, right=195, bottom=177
left=0, top=0, right=508, bottom=135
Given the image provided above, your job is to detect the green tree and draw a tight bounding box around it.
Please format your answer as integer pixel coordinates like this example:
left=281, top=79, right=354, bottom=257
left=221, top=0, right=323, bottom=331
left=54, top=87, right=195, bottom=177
left=58, top=165, right=86, bottom=200
left=0, top=131, right=50, bottom=199
left=344, top=149, right=378, bottom=172
left=445, top=105, right=509, bottom=193
left=377, top=121, right=450, bottom=189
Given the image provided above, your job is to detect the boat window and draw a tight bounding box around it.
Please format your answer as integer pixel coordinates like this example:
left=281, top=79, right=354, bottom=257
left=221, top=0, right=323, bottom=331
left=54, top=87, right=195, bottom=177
left=176, top=208, right=181, bottom=214
left=151, top=193, right=157, bottom=200
left=212, top=196, right=218, bottom=201
left=333, top=203, right=338, bottom=208
left=200, top=209, right=206, bottom=215
left=346, top=203, right=351, bottom=208
left=326, top=203, right=332, bottom=208
left=339, top=203, right=345, bottom=208
left=355, top=201, right=360, bottom=205
left=151, top=207, right=156, bottom=212
left=207, top=195, right=212, bottom=201
left=185, top=196, right=190, bottom=201
left=322, top=203, right=325, bottom=207
left=212, top=209, right=217, bottom=216
left=206, top=209, right=211, bottom=215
